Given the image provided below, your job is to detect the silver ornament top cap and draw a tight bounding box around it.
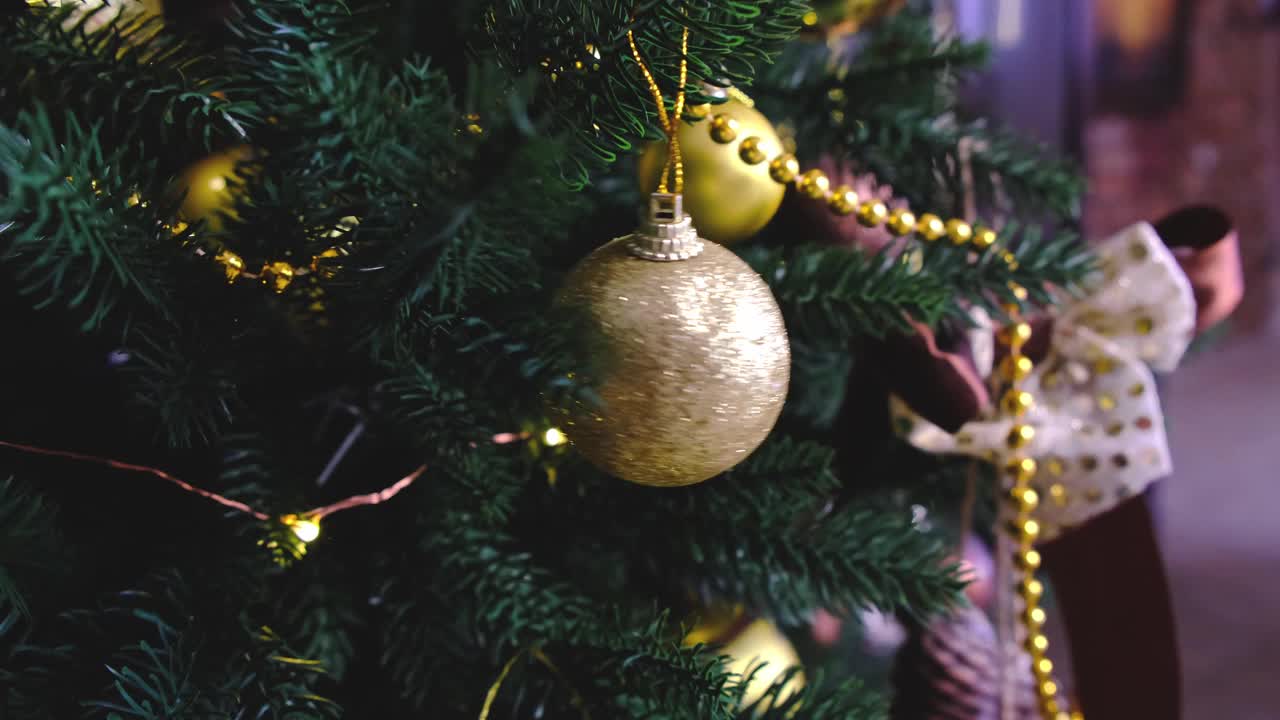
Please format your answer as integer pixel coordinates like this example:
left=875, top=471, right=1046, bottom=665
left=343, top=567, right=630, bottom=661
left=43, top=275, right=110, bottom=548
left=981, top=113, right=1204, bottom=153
left=626, top=193, right=706, bottom=261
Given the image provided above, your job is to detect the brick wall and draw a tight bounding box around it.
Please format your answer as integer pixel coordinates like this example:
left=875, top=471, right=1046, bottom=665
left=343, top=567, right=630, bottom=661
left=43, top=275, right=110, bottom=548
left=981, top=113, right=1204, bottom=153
left=1084, top=0, right=1280, bottom=334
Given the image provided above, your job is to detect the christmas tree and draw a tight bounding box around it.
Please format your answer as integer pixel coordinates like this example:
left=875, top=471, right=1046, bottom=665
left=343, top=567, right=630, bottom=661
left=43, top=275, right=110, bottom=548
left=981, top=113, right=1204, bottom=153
left=1, top=1, right=1090, bottom=717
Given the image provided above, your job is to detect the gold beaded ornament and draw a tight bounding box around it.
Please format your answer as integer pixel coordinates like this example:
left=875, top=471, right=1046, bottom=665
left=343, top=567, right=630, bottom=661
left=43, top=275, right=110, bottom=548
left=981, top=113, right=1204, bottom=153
left=998, top=300, right=1079, bottom=720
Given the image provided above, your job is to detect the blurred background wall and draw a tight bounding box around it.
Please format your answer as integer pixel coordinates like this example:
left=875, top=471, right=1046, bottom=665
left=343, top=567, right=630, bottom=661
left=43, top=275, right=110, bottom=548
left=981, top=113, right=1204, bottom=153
left=949, top=1, right=1280, bottom=717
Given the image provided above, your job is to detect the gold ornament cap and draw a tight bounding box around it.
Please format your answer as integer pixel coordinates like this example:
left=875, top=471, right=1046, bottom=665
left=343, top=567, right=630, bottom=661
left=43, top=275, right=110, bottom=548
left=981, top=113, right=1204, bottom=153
left=626, top=193, right=706, bottom=262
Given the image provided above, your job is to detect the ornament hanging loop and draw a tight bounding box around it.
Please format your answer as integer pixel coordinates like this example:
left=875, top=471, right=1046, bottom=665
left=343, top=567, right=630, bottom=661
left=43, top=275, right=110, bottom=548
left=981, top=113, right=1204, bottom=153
left=625, top=13, right=701, bottom=260
left=626, top=18, right=689, bottom=195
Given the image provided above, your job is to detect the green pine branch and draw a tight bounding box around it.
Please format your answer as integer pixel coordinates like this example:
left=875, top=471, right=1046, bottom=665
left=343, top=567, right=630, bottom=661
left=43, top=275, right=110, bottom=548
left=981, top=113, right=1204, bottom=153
left=0, top=107, right=181, bottom=330
left=79, top=580, right=340, bottom=719
left=116, top=320, right=241, bottom=448
left=744, top=244, right=952, bottom=343
left=744, top=671, right=888, bottom=720
left=5, top=3, right=260, bottom=162
left=0, top=477, right=68, bottom=622
left=548, top=438, right=966, bottom=624
left=915, top=220, right=1095, bottom=318
left=561, top=614, right=738, bottom=720
left=849, top=112, right=1084, bottom=220
left=760, top=10, right=989, bottom=160
left=485, top=0, right=809, bottom=185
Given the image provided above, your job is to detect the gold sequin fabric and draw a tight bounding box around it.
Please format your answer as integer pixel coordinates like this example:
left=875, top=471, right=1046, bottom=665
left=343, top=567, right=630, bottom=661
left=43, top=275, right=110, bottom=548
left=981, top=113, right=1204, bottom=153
left=553, top=237, right=789, bottom=487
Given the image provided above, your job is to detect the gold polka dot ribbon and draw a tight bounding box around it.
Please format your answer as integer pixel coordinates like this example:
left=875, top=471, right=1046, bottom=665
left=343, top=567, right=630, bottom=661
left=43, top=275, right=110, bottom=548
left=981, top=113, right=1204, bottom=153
left=891, top=220, right=1199, bottom=717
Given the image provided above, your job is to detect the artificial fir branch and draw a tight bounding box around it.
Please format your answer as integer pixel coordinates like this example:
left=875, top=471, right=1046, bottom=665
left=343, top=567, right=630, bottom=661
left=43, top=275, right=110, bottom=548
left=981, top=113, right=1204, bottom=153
left=3, top=0, right=1094, bottom=713
left=545, top=439, right=966, bottom=625
left=485, top=0, right=809, bottom=185
left=760, top=10, right=990, bottom=157
left=914, top=221, right=1095, bottom=317
left=117, top=319, right=242, bottom=448
left=849, top=112, right=1084, bottom=220
left=0, top=109, right=180, bottom=330
left=3, top=3, right=259, bottom=166
left=746, top=244, right=952, bottom=342
left=744, top=670, right=889, bottom=720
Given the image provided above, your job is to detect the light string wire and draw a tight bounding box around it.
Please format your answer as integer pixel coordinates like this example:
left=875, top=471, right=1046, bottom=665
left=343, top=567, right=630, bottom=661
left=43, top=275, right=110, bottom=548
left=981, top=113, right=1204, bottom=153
left=0, top=425, right=529, bottom=532
left=0, top=433, right=527, bottom=532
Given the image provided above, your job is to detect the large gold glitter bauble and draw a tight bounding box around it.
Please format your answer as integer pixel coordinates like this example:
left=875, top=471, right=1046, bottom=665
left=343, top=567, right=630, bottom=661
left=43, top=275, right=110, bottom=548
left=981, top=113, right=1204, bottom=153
left=174, top=145, right=254, bottom=232
left=686, top=615, right=805, bottom=709
left=637, top=97, right=787, bottom=245
left=553, top=197, right=789, bottom=487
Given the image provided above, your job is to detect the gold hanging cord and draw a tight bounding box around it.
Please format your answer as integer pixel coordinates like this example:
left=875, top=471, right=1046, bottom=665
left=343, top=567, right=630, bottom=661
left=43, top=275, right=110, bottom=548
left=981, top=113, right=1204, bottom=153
left=626, top=18, right=690, bottom=194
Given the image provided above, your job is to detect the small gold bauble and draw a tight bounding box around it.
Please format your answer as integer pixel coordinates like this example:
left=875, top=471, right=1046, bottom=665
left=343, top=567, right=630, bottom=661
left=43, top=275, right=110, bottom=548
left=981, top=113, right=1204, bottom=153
left=1012, top=487, right=1039, bottom=513
left=1006, top=457, right=1037, bottom=480
left=1007, top=424, right=1036, bottom=450
left=998, top=322, right=1034, bottom=346
left=175, top=145, right=255, bottom=232
left=687, top=618, right=804, bottom=709
left=946, top=218, right=973, bottom=245
left=768, top=154, right=800, bottom=184
left=1002, top=389, right=1035, bottom=416
left=709, top=114, right=740, bottom=144
left=973, top=225, right=998, bottom=249
left=856, top=200, right=888, bottom=228
left=828, top=185, right=858, bottom=215
left=553, top=235, right=790, bottom=487
left=798, top=169, right=830, bottom=199
left=916, top=213, right=946, bottom=241
left=738, top=136, right=767, bottom=165
left=887, top=208, right=916, bottom=236
left=215, top=250, right=245, bottom=283
left=999, top=355, right=1035, bottom=382
left=1019, top=548, right=1042, bottom=570
left=261, top=261, right=295, bottom=293
left=638, top=98, right=787, bottom=245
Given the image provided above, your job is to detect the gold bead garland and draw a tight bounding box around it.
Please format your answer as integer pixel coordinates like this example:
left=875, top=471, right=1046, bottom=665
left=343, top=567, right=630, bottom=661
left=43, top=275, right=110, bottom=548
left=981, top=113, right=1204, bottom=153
left=999, top=301, right=1079, bottom=720
left=71, top=174, right=352, bottom=294
left=692, top=89, right=1015, bottom=261
left=186, top=217, right=356, bottom=294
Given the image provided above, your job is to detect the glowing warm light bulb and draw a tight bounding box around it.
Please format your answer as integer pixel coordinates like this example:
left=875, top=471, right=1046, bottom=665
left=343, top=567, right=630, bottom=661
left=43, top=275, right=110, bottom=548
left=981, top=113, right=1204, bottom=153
left=208, top=176, right=227, bottom=192
left=289, top=517, right=321, bottom=543
left=542, top=427, right=567, bottom=447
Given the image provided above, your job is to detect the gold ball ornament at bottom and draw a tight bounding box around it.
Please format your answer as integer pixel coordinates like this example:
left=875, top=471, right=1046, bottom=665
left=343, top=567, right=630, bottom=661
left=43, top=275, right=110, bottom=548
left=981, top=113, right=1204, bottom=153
left=553, top=239, right=790, bottom=487
left=686, top=617, right=805, bottom=708
left=174, top=145, right=255, bottom=232
left=637, top=98, right=787, bottom=245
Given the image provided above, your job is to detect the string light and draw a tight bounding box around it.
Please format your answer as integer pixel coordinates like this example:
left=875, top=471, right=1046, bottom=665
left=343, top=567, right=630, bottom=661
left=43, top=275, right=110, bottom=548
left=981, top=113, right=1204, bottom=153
left=281, top=514, right=322, bottom=543
left=0, top=425, right=564, bottom=552
left=0, top=439, right=426, bottom=551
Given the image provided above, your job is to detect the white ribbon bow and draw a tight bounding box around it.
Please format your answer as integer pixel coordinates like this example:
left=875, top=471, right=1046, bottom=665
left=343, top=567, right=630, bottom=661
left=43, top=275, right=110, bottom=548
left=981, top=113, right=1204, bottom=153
left=892, top=223, right=1197, bottom=540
